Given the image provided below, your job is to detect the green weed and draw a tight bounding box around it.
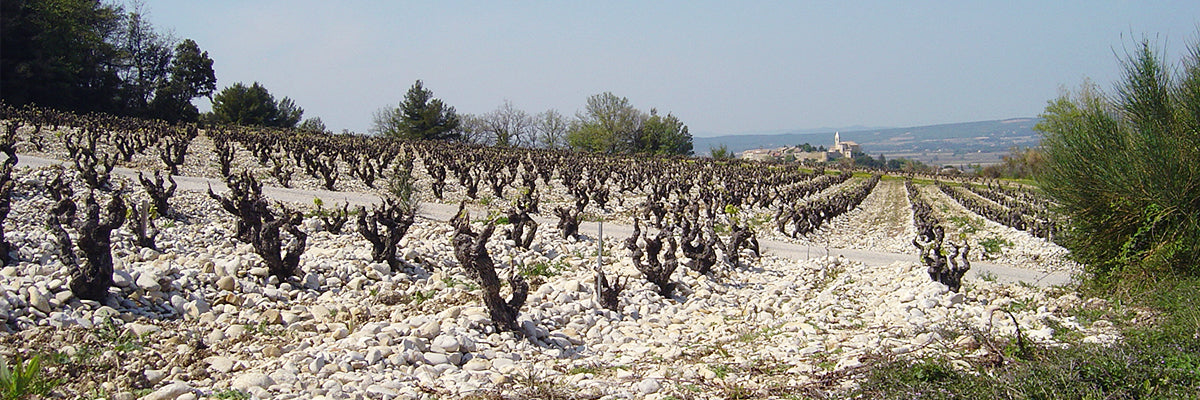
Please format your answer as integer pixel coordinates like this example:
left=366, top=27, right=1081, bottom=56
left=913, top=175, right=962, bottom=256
left=520, top=262, right=560, bottom=278
left=442, top=277, right=479, bottom=291
left=95, top=318, right=143, bottom=353
left=850, top=276, right=1200, bottom=399
left=0, top=354, right=61, bottom=400
left=946, top=215, right=982, bottom=235
left=979, top=235, right=1011, bottom=256
left=567, top=366, right=600, bottom=375
left=410, top=290, right=437, bottom=304
left=212, top=388, right=251, bottom=399
left=708, top=364, right=733, bottom=379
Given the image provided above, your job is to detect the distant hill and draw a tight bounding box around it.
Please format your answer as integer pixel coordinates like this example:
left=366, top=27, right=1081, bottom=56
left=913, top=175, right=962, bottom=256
left=694, top=118, right=1042, bottom=159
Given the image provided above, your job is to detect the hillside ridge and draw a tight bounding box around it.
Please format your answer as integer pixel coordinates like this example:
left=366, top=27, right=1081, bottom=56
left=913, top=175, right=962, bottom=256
left=694, top=118, right=1041, bottom=159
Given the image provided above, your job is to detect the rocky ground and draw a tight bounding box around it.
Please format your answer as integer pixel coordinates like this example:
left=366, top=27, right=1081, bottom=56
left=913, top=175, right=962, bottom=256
left=0, top=129, right=1103, bottom=399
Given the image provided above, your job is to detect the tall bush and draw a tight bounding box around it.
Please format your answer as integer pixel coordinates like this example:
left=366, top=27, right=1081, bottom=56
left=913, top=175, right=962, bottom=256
left=1036, top=36, right=1200, bottom=284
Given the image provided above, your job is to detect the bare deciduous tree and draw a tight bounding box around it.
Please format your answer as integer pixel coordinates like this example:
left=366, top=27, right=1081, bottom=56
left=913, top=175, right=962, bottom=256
left=482, top=100, right=535, bottom=147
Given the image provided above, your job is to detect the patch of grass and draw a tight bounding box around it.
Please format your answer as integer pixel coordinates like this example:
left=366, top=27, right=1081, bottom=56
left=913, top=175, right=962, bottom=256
left=473, top=210, right=508, bottom=225
left=708, top=364, right=733, bottom=379
left=580, top=212, right=606, bottom=222
left=1045, top=317, right=1084, bottom=343
left=1, top=354, right=61, bottom=400
left=442, top=276, right=479, bottom=291
left=1005, top=297, right=1036, bottom=313
left=814, top=265, right=845, bottom=292
left=244, top=321, right=284, bottom=337
left=520, top=261, right=561, bottom=278
left=501, top=369, right=596, bottom=400
left=1007, top=178, right=1038, bottom=187
left=978, top=270, right=998, bottom=282
left=856, top=337, right=1199, bottom=399
left=747, top=358, right=790, bottom=375
left=1071, top=303, right=1128, bottom=329
left=567, top=366, right=600, bottom=375
left=978, top=235, right=1011, bottom=257
left=850, top=276, right=1200, bottom=399
left=95, top=318, right=143, bottom=353
left=737, top=331, right=760, bottom=343
left=714, top=222, right=730, bottom=235
left=703, top=342, right=732, bottom=359
left=573, top=246, right=611, bottom=260
left=212, top=388, right=251, bottom=399
left=721, top=382, right=754, bottom=399
left=43, top=350, right=75, bottom=367
left=946, top=215, right=982, bottom=235
left=410, top=289, right=437, bottom=304
left=738, top=325, right=781, bottom=343
left=68, top=346, right=101, bottom=365
left=84, top=387, right=112, bottom=400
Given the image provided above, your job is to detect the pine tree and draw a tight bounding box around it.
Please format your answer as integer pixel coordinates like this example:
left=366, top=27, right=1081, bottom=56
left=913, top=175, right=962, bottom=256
left=374, top=80, right=460, bottom=140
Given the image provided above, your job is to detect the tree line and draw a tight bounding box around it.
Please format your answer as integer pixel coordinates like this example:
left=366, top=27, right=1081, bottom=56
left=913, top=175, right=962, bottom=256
left=2, top=0, right=215, bottom=122
left=3, top=2, right=694, bottom=154
left=370, top=81, right=694, bottom=155
left=1, top=0, right=319, bottom=129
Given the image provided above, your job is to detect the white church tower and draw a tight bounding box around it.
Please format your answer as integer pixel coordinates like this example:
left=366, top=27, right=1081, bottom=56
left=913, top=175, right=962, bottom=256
left=830, top=131, right=860, bottom=158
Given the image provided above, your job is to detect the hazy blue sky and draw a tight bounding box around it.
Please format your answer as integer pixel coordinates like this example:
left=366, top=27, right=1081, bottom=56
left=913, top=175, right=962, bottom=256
left=147, top=1, right=1199, bottom=137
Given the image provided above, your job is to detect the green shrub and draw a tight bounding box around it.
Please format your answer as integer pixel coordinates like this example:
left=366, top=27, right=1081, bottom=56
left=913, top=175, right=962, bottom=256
left=387, top=164, right=419, bottom=215
left=1036, top=34, right=1200, bottom=286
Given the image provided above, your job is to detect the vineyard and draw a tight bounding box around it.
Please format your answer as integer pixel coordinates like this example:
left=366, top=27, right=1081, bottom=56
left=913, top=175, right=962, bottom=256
left=0, top=106, right=1101, bottom=399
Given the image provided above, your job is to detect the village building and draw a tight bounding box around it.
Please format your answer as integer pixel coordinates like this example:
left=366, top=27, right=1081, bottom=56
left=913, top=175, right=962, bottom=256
left=831, top=131, right=861, bottom=158
left=739, top=148, right=778, bottom=162
left=737, top=132, right=862, bottom=163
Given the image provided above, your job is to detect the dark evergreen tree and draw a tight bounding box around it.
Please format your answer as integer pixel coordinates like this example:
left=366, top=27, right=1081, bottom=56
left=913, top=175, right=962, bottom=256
left=1, top=1, right=215, bottom=122
left=372, top=80, right=460, bottom=140
left=0, top=0, right=125, bottom=113
left=210, top=82, right=303, bottom=128
left=149, top=39, right=217, bottom=122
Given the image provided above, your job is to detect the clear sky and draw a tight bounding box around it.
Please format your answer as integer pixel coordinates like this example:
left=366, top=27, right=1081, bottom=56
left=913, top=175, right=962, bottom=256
left=146, top=1, right=1199, bottom=137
